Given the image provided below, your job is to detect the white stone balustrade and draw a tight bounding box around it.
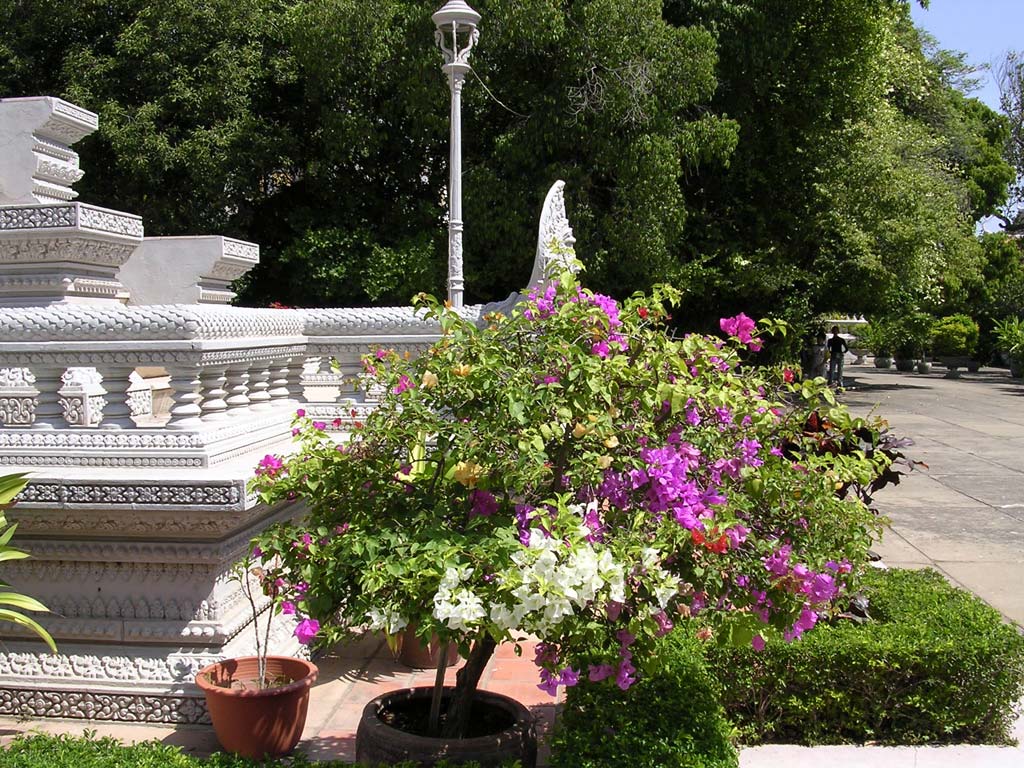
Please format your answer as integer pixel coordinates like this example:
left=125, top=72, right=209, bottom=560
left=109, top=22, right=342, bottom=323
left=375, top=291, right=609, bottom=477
left=0, top=301, right=455, bottom=723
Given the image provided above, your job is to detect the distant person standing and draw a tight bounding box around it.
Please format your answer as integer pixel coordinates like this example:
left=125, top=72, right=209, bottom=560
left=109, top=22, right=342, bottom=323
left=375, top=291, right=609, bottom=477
left=827, top=325, right=849, bottom=386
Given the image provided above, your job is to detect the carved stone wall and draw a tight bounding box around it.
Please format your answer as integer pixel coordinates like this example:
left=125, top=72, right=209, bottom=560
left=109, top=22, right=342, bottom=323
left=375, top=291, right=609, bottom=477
left=0, top=493, right=306, bottom=723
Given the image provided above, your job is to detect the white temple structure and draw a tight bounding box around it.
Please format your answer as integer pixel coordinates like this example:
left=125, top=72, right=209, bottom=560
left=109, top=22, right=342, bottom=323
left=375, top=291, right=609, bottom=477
left=0, top=96, right=575, bottom=723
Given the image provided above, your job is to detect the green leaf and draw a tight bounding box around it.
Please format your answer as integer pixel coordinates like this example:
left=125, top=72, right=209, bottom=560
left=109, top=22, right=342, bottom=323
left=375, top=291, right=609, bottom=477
left=0, top=608, right=56, bottom=654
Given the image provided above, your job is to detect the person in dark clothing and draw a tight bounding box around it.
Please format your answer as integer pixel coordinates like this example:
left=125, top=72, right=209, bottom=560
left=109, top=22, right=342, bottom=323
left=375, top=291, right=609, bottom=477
left=826, top=325, right=849, bottom=386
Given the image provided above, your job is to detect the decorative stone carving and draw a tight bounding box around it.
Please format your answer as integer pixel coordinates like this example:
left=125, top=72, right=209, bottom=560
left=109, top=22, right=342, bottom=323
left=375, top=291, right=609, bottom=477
left=0, top=367, right=37, bottom=426
left=0, top=205, right=76, bottom=230
left=127, top=371, right=154, bottom=418
left=0, top=688, right=211, bottom=724
left=0, top=96, right=97, bottom=205
left=529, top=180, right=577, bottom=289
left=0, top=204, right=143, bottom=306
left=59, top=368, right=106, bottom=427
left=15, top=481, right=243, bottom=508
left=0, top=304, right=304, bottom=342
left=120, top=236, right=260, bottom=306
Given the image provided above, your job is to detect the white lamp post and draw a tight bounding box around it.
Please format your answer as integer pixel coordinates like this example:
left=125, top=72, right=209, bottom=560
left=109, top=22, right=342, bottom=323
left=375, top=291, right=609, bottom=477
left=433, top=1, right=481, bottom=309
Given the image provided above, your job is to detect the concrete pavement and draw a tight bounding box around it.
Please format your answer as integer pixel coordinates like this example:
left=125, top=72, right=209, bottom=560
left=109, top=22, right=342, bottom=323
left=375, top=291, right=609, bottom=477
left=842, top=364, right=1024, bottom=629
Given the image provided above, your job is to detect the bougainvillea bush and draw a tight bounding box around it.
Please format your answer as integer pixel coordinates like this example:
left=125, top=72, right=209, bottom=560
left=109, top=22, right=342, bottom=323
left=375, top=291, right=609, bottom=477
left=251, top=270, right=892, bottom=738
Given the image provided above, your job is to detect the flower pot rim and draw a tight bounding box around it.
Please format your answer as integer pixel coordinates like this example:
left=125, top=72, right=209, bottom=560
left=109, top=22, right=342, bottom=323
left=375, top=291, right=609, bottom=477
left=360, top=686, right=535, bottom=748
left=195, top=655, right=318, bottom=699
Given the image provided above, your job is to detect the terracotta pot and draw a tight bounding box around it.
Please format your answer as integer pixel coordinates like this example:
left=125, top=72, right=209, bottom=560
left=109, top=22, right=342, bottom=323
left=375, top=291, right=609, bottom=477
left=398, top=626, right=459, bottom=669
left=356, top=686, right=537, bottom=767
left=195, top=656, right=318, bottom=759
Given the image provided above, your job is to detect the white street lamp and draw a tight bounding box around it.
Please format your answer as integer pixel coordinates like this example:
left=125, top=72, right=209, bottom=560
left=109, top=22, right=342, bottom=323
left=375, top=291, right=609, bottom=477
left=433, top=1, right=481, bottom=309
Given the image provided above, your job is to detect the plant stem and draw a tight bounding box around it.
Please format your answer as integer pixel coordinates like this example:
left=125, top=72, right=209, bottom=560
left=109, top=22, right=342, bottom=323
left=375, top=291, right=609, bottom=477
left=241, top=570, right=266, bottom=688
left=428, top=642, right=449, bottom=736
left=440, top=636, right=496, bottom=739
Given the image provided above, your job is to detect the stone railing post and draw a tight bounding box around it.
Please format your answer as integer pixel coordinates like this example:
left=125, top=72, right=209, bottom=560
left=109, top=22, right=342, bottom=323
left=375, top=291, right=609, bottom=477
left=246, top=363, right=272, bottom=410
left=224, top=366, right=250, bottom=415
left=199, top=368, right=229, bottom=422
left=93, top=363, right=137, bottom=429
left=165, top=365, right=203, bottom=430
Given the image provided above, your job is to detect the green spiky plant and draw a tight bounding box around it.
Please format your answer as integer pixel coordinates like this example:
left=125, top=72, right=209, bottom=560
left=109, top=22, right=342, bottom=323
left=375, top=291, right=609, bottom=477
left=0, top=473, right=56, bottom=653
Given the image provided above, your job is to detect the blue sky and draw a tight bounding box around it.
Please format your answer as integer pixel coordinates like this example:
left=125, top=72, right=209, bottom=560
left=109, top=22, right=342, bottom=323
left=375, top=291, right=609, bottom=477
left=910, top=0, right=1022, bottom=111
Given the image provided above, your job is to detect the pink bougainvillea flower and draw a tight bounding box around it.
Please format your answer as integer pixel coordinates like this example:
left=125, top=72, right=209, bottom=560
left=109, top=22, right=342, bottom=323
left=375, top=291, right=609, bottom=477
left=281, top=601, right=296, bottom=615
left=719, top=313, right=762, bottom=350
left=256, top=454, right=284, bottom=477
left=393, top=375, right=414, bottom=395
left=588, top=663, right=615, bottom=682
left=294, top=618, right=320, bottom=645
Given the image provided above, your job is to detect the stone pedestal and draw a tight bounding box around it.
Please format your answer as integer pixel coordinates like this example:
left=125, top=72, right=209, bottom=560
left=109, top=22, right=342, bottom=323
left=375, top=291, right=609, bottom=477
left=0, top=466, right=305, bottom=723
left=119, top=236, right=260, bottom=306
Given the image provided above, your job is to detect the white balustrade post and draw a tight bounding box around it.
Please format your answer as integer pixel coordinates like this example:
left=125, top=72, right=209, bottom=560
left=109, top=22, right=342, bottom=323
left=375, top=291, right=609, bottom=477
left=165, top=366, right=203, bottom=430
left=433, top=1, right=481, bottom=310
left=269, top=357, right=304, bottom=408
left=247, top=363, right=272, bottom=410
left=224, top=365, right=250, bottom=415
left=94, top=364, right=137, bottom=429
left=29, top=364, right=67, bottom=429
left=267, top=359, right=290, bottom=406
left=199, top=367, right=229, bottom=421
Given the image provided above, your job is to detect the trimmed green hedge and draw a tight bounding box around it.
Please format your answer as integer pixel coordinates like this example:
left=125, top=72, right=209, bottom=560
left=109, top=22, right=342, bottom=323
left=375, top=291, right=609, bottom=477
left=0, top=732, right=522, bottom=768
left=706, top=568, right=1024, bottom=745
left=551, top=630, right=738, bottom=768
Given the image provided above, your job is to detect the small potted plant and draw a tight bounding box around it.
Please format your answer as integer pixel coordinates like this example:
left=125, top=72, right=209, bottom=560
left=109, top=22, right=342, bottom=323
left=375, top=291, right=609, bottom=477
left=857, top=322, right=894, bottom=369
left=891, top=312, right=934, bottom=373
left=932, top=314, right=980, bottom=377
left=251, top=271, right=895, bottom=766
left=194, top=550, right=319, bottom=759
left=994, top=316, right=1024, bottom=378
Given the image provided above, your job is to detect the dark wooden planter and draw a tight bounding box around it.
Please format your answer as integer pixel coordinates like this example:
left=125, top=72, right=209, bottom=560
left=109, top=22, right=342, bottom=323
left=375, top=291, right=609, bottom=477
left=195, top=656, right=318, bottom=759
left=356, top=687, right=537, bottom=767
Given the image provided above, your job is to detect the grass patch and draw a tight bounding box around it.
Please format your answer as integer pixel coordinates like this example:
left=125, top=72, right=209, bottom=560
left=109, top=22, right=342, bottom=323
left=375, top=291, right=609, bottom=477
left=0, top=732, right=521, bottom=767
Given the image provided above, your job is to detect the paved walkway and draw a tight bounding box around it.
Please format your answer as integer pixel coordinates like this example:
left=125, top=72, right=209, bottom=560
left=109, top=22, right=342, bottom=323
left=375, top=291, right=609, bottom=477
left=1, top=362, right=1022, bottom=766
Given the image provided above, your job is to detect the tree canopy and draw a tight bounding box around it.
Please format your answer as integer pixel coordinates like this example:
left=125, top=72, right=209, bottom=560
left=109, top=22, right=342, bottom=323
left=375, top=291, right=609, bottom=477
left=0, top=0, right=1014, bottom=327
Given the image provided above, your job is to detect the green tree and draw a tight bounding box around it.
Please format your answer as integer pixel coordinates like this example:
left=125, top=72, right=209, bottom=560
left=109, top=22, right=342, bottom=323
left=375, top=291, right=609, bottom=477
left=661, top=0, right=1004, bottom=327
left=1, top=0, right=736, bottom=308
left=996, top=50, right=1024, bottom=234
